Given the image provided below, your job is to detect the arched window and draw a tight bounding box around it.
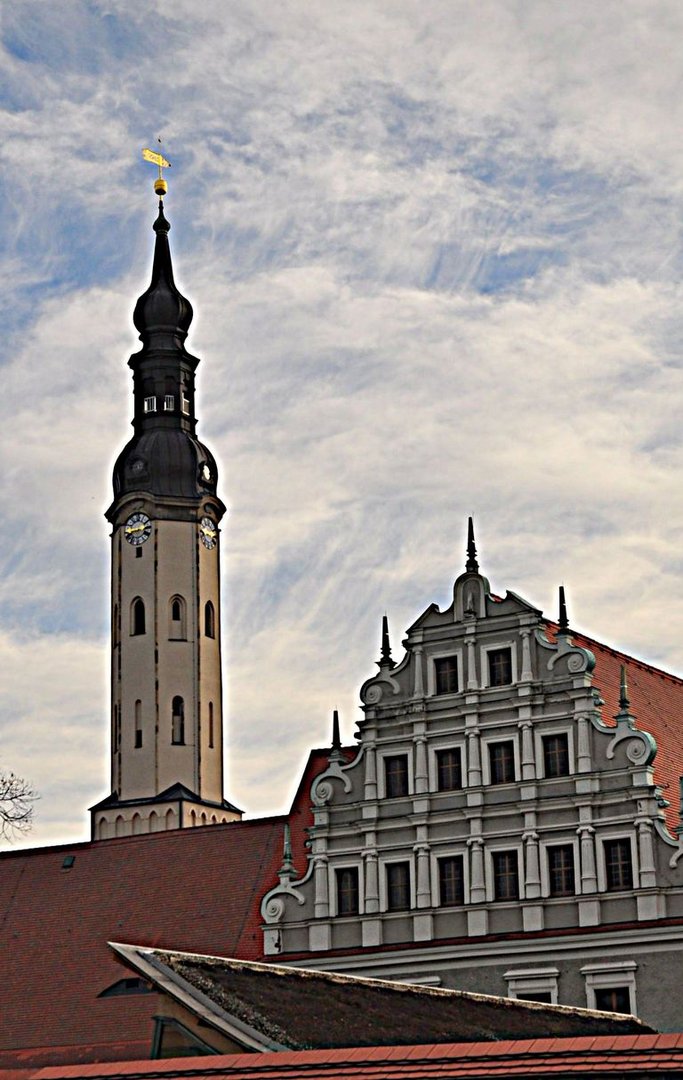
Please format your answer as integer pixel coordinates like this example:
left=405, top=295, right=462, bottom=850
left=204, top=601, right=215, bottom=639
left=165, top=808, right=176, bottom=831
left=172, top=696, right=185, bottom=745
left=115, top=815, right=125, bottom=838
left=208, top=702, right=214, bottom=749
left=131, top=597, right=145, bottom=636
left=169, top=595, right=186, bottom=640
left=131, top=813, right=142, bottom=835
left=148, top=811, right=159, bottom=833
left=134, top=700, right=142, bottom=748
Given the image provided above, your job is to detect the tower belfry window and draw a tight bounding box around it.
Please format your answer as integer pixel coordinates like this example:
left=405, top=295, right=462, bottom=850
left=169, top=596, right=186, bottom=640
left=172, top=696, right=185, bottom=745
left=204, top=601, right=215, bottom=639
left=164, top=395, right=174, bottom=411
left=144, top=396, right=157, bottom=414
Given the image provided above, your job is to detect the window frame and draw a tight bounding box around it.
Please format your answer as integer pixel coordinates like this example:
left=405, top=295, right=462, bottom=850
left=582, top=961, right=637, bottom=1016
left=480, top=641, right=517, bottom=689
left=333, top=865, right=362, bottom=917
left=434, top=655, right=460, bottom=696
left=379, top=856, right=414, bottom=912
left=504, top=966, right=559, bottom=1005
left=428, top=739, right=467, bottom=793
left=540, top=836, right=580, bottom=898
left=143, top=395, right=157, bottom=414
left=171, top=696, right=185, bottom=746
left=487, top=846, right=524, bottom=903
left=378, top=750, right=413, bottom=799
left=535, top=725, right=574, bottom=779
left=599, top=835, right=636, bottom=893
left=427, top=649, right=463, bottom=697
left=430, top=846, right=470, bottom=907
left=436, top=853, right=466, bottom=907
left=483, top=736, right=518, bottom=786
left=163, top=394, right=174, bottom=411
left=130, top=597, right=146, bottom=636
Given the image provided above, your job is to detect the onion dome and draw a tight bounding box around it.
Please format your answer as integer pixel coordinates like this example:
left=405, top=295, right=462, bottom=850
left=133, top=200, right=193, bottom=348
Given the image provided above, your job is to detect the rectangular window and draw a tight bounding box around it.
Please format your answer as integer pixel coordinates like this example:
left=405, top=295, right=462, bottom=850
left=547, top=844, right=575, bottom=897
left=384, top=755, right=409, bottom=798
left=604, top=839, right=633, bottom=891
left=164, top=394, right=174, bottom=411
left=520, top=992, right=552, bottom=1003
left=336, top=867, right=359, bottom=916
left=386, top=862, right=411, bottom=911
left=488, top=647, right=513, bottom=686
left=143, top=396, right=156, bottom=413
left=543, top=733, right=570, bottom=778
left=492, top=850, right=519, bottom=901
left=435, top=656, right=459, bottom=694
left=436, top=748, right=462, bottom=791
left=438, top=855, right=465, bottom=906
left=489, top=740, right=515, bottom=784
left=594, top=987, right=631, bottom=1014
left=181, top=394, right=190, bottom=415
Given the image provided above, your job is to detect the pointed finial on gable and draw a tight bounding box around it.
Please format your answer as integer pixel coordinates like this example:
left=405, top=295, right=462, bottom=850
left=558, top=585, right=569, bottom=634
left=328, top=709, right=345, bottom=764
left=378, top=614, right=395, bottom=669
left=466, top=516, right=479, bottom=574
left=278, top=823, right=296, bottom=882
left=618, top=664, right=630, bottom=713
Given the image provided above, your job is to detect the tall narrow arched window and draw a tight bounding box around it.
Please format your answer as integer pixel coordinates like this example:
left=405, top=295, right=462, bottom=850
left=131, top=597, right=146, bottom=636
left=208, top=702, right=214, bottom=749
left=134, top=700, right=142, bottom=748
left=172, top=696, right=185, bottom=745
left=204, top=600, right=215, bottom=639
left=169, top=595, right=186, bottom=640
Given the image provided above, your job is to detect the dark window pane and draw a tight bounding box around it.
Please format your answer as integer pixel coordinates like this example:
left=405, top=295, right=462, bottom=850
left=489, top=741, right=515, bottom=784
left=171, top=599, right=182, bottom=621
left=493, top=850, right=519, bottom=901
left=385, top=755, right=409, bottom=798
left=387, top=862, right=411, bottom=911
left=205, top=601, right=215, bottom=639
left=543, top=733, right=570, bottom=778
left=594, top=987, right=631, bottom=1014
left=131, top=598, right=145, bottom=636
left=604, top=839, right=633, bottom=891
left=438, top=856, right=464, bottom=906
left=488, top=647, right=512, bottom=686
left=336, top=867, right=359, bottom=916
left=435, top=656, right=459, bottom=694
left=172, top=696, right=185, bottom=745
left=436, top=748, right=462, bottom=791
left=519, top=992, right=552, bottom=1003
left=548, top=844, right=575, bottom=897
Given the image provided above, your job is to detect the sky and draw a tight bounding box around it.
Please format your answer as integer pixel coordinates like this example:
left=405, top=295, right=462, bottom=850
left=2, top=0, right=683, bottom=848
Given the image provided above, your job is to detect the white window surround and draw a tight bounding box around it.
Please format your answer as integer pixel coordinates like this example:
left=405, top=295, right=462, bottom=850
left=181, top=394, right=190, bottom=415
left=426, top=648, right=464, bottom=697
left=534, top=725, right=575, bottom=779
left=581, top=961, right=637, bottom=1015
left=377, top=747, right=414, bottom=800
left=430, top=846, right=470, bottom=908
left=479, top=640, right=518, bottom=689
left=539, top=836, right=580, bottom=898
left=164, top=395, right=174, bottom=411
left=428, top=739, right=467, bottom=793
left=328, top=861, right=365, bottom=918
left=480, top=732, right=520, bottom=786
left=378, top=853, right=416, bottom=912
left=143, top=396, right=157, bottom=413
left=595, top=832, right=639, bottom=893
left=485, top=844, right=525, bottom=903
left=504, top=966, right=559, bottom=1005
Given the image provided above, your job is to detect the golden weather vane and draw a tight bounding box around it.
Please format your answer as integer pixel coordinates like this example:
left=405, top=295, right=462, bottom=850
left=142, top=137, right=171, bottom=197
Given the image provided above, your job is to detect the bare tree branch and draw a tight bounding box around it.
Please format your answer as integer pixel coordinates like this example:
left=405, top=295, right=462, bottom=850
left=0, top=771, right=38, bottom=841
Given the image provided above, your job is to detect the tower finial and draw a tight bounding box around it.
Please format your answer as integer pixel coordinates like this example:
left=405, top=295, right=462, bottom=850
left=378, top=614, right=395, bottom=668
left=278, top=823, right=296, bottom=881
left=466, top=516, right=479, bottom=573
left=558, top=585, right=569, bottom=633
left=331, top=708, right=341, bottom=751
left=142, top=139, right=171, bottom=198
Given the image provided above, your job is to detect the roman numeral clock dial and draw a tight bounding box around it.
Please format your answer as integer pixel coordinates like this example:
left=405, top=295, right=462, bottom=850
left=199, top=516, right=217, bottom=549
left=124, top=513, right=152, bottom=545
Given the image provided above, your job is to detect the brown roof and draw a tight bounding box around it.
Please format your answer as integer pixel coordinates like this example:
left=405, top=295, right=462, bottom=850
left=4, top=1034, right=683, bottom=1080
left=114, top=945, right=651, bottom=1049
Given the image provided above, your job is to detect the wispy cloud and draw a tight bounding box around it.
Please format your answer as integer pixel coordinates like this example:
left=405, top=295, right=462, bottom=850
left=2, top=0, right=683, bottom=845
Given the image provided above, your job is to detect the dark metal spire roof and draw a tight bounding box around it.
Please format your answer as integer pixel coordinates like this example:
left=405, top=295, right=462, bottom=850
left=465, top=516, right=479, bottom=573
left=132, top=200, right=193, bottom=347
left=558, top=585, right=570, bottom=633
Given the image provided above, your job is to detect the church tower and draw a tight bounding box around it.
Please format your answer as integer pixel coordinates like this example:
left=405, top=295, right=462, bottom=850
left=90, top=187, right=241, bottom=839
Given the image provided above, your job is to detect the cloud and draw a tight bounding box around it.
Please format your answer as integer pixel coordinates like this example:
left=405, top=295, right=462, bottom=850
left=1, top=0, right=683, bottom=843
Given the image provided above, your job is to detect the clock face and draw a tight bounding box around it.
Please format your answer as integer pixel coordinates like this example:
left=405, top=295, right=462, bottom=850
left=124, top=512, right=152, bottom=546
left=199, top=516, right=217, bottom=549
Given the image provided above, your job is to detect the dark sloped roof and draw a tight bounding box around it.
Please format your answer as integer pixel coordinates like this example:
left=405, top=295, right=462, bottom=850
left=115, top=946, right=650, bottom=1050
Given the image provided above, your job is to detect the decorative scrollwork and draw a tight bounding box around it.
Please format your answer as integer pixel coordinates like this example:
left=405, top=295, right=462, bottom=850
left=263, top=897, right=286, bottom=923
left=314, top=781, right=333, bottom=805
left=626, top=739, right=650, bottom=764
left=364, top=684, right=382, bottom=705
left=567, top=653, right=586, bottom=673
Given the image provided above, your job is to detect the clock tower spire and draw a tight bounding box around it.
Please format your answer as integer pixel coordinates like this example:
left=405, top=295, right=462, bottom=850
left=90, top=173, right=241, bottom=839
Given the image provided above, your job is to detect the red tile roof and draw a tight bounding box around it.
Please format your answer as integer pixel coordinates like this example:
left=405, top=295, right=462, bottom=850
left=4, top=1034, right=683, bottom=1079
